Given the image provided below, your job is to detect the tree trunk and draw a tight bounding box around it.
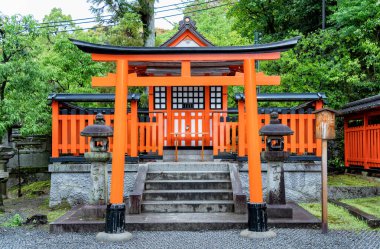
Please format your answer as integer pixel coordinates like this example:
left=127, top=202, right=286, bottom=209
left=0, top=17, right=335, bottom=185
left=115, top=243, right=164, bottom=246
left=0, top=81, right=7, bottom=102
left=139, top=0, right=155, bottom=47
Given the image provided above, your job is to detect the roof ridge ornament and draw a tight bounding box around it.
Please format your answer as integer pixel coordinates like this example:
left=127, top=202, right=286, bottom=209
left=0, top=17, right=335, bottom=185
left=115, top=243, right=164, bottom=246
left=178, top=16, right=197, bottom=30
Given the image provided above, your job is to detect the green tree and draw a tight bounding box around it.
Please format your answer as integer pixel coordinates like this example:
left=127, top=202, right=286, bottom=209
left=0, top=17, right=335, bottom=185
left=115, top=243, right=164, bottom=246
left=229, top=0, right=337, bottom=40
left=0, top=15, right=51, bottom=135
left=330, top=0, right=380, bottom=89
left=87, top=0, right=155, bottom=46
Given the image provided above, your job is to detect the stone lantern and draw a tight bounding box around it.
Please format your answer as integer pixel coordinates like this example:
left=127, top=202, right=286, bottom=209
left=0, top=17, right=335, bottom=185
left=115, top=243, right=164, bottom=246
left=0, top=146, right=15, bottom=208
left=81, top=113, right=113, bottom=205
left=259, top=112, right=293, bottom=205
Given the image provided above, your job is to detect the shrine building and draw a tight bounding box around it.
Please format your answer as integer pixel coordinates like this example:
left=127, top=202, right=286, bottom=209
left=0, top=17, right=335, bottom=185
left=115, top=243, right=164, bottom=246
left=48, top=17, right=326, bottom=209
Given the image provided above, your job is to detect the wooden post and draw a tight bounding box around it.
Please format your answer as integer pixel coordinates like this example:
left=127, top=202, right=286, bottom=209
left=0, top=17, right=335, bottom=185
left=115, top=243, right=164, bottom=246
left=52, top=101, right=59, bottom=158
left=109, top=59, right=128, bottom=205
left=158, top=113, right=164, bottom=156
left=130, top=100, right=138, bottom=157
left=314, top=108, right=337, bottom=234
left=244, top=59, right=263, bottom=203
left=238, top=100, right=245, bottom=157
left=321, top=139, right=328, bottom=233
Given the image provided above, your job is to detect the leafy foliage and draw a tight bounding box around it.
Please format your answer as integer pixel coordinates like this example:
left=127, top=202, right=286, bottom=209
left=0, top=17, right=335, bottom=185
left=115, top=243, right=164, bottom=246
left=87, top=0, right=155, bottom=46
left=228, top=0, right=380, bottom=108
left=229, top=0, right=337, bottom=40
left=0, top=15, right=49, bottom=135
left=1, top=214, right=23, bottom=227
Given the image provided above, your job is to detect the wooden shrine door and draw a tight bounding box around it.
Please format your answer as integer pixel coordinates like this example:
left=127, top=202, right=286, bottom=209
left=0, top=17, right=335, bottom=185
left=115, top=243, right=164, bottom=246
left=170, top=110, right=206, bottom=146
left=168, top=86, right=210, bottom=147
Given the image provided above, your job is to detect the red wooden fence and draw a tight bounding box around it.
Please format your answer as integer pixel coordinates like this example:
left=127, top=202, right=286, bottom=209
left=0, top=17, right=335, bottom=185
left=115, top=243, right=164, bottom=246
left=52, top=101, right=164, bottom=158
left=344, top=111, right=380, bottom=169
left=212, top=112, right=322, bottom=157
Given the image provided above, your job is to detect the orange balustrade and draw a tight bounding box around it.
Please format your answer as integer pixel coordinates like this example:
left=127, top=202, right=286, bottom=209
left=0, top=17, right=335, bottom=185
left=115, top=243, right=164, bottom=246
left=51, top=103, right=164, bottom=158
left=213, top=112, right=322, bottom=157
left=344, top=111, right=380, bottom=169
left=52, top=101, right=324, bottom=159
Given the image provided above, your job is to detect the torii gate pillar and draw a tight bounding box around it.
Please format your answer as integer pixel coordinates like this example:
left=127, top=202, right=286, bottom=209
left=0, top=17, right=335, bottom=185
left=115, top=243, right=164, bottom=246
left=240, top=59, right=276, bottom=238
left=97, top=59, right=133, bottom=241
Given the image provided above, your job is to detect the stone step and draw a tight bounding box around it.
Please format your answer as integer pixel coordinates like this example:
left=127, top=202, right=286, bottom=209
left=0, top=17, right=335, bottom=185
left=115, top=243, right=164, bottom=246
left=143, top=189, right=233, bottom=201
left=141, top=200, right=235, bottom=213
left=163, top=150, right=213, bottom=156
left=145, top=180, right=232, bottom=190
left=147, top=162, right=230, bottom=172
left=146, top=171, right=230, bottom=180
left=163, top=155, right=214, bottom=162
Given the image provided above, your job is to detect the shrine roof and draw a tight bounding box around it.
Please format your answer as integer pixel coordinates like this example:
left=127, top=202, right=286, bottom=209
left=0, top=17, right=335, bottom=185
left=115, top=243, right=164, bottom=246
left=235, top=93, right=327, bottom=102
left=70, top=36, right=300, bottom=55
left=160, top=16, right=214, bottom=47
left=340, top=94, right=380, bottom=116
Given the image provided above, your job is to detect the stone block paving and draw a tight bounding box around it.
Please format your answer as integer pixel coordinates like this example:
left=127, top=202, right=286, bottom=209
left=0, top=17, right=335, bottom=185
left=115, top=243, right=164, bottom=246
left=0, top=228, right=379, bottom=249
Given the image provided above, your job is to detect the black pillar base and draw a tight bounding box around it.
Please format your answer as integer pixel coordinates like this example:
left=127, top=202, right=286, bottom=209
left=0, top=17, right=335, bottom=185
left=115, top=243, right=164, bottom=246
left=105, top=204, right=126, bottom=234
left=247, top=202, right=268, bottom=232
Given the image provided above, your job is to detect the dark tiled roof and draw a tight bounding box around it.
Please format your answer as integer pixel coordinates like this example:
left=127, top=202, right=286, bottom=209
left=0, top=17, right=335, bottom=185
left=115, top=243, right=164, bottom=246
left=339, top=94, right=380, bottom=116
left=48, top=93, right=140, bottom=104
left=71, top=37, right=300, bottom=55
left=234, top=93, right=327, bottom=102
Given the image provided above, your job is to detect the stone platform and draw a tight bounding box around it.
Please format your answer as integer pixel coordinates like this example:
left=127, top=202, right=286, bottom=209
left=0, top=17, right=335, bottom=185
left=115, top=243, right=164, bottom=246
left=50, top=202, right=320, bottom=233
left=49, top=161, right=322, bottom=207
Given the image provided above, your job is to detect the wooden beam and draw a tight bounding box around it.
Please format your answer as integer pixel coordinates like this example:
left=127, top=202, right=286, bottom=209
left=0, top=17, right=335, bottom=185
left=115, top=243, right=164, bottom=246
left=256, top=72, right=280, bottom=85
left=126, top=73, right=280, bottom=87
left=127, top=73, right=243, bottom=86
left=92, top=73, right=116, bottom=87
left=92, top=52, right=281, bottom=62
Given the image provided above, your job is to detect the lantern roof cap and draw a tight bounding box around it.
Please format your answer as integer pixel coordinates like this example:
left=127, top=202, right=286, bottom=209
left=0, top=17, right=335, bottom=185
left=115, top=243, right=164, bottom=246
left=259, top=112, right=294, bottom=136
left=80, top=113, right=113, bottom=137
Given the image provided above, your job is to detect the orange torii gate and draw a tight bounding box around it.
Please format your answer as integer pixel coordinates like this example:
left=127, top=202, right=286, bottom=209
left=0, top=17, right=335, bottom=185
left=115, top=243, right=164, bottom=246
left=71, top=37, right=300, bottom=235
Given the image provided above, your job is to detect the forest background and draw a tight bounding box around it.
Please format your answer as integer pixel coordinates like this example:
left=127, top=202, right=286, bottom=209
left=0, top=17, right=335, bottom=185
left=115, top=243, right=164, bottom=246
left=0, top=0, right=379, bottom=166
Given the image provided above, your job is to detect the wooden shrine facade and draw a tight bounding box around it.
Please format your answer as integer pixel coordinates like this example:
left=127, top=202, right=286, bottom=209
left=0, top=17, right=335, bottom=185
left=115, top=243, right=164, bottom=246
left=340, top=94, right=380, bottom=171
left=49, top=92, right=325, bottom=162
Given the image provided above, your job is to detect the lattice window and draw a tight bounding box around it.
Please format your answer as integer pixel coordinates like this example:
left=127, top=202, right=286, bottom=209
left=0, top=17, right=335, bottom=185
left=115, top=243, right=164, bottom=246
left=210, top=86, right=222, bottom=109
left=172, top=86, right=204, bottom=109
left=154, top=86, right=167, bottom=110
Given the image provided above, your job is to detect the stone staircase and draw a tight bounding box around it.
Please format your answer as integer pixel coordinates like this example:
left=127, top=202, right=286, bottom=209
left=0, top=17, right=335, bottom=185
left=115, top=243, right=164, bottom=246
left=129, top=163, right=246, bottom=214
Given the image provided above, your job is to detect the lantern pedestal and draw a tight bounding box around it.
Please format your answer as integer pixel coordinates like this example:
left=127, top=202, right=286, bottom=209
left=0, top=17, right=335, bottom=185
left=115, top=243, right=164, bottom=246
left=84, top=152, right=110, bottom=205
left=0, top=146, right=15, bottom=209
left=262, top=151, right=289, bottom=205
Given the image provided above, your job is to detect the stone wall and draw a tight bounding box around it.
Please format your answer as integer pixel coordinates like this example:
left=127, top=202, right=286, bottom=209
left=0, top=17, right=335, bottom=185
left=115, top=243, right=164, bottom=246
left=49, top=163, right=138, bottom=207
left=49, top=161, right=322, bottom=207
left=2, top=132, right=51, bottom=188
left=328, top=186, right=379, bottom=200
left=237, top=161, right=322, bottom=203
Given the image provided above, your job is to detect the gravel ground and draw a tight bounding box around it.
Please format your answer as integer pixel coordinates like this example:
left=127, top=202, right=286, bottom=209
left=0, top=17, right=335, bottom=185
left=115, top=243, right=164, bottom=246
left=0, top=228, right=379, bottom=249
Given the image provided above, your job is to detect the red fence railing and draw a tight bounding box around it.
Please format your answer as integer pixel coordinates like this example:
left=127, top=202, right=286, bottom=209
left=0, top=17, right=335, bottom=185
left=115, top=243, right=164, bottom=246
left=344, top=110, right=380, bottom=169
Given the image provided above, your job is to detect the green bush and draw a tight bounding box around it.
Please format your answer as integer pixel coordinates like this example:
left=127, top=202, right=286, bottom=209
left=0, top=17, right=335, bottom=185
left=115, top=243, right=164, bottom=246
left=1, top=214, right=23, bottom=227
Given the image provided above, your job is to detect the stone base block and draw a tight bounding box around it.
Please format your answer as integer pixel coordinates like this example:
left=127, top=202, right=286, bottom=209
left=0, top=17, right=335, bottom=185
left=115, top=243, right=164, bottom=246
left=267, top=204, right=293, bottom=219
left=240, top=229, right=276, bottom=239
left=96, top=232, right=133, bottom=242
